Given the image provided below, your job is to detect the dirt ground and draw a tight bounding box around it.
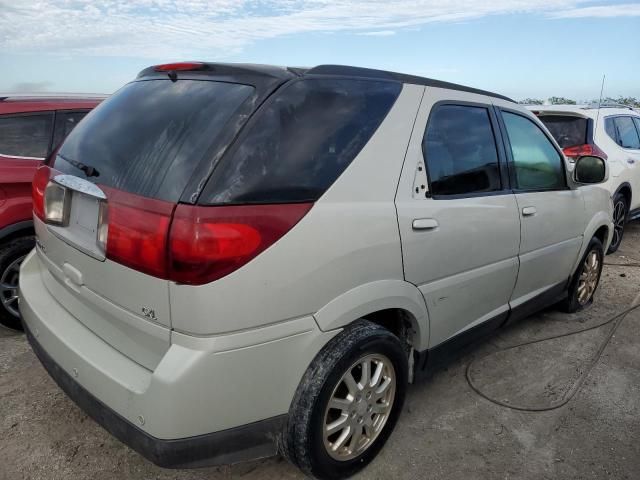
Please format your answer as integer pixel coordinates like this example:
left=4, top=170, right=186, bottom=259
left=1, top=223, right=639, bottom=480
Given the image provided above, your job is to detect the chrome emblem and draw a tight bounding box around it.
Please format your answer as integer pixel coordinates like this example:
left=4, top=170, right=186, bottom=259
left=35, top=238, right=46, bottom=253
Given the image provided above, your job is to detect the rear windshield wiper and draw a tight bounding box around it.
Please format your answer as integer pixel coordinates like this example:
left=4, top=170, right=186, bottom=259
left=57, top=154, right=100, bottom=178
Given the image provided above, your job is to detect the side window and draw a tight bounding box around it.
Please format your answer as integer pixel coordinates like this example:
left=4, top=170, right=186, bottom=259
left=422, top=104, right=501, bottom=196
left=604, top=117, right=617, bottom=143
left=52, top=110, right=89, bottom=151
left=0, top=113, right=54, bottom=159
left=502, top=111, right=565, bottom=191
left=613, top=116, right=640, bottom=149
left=634, top=117, right=640, bottom=140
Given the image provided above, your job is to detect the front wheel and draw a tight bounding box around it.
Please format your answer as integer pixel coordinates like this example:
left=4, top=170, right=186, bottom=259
left=560, top=236, right=604, bottom=313
left=608, top=193, right=628, bottom=254
left=282, top=320, right=408, bottom=480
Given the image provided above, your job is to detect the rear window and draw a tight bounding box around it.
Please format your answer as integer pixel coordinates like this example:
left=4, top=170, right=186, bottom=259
left=538, top=115, right=588, bottom=148
left=52, top=80, right=255, bottom=202
left=201, top=78, right=401, bottom=204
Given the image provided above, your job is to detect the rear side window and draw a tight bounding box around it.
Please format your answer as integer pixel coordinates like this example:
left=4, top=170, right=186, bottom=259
left=538, top=115, right=588, bottom=148
left=0, top=113, right=54, bottom=159
left=613, top=116, right=640, bottom=149
left=201, top=78, right=401, bottom=204
left=423, top=104, right=501, bottom=196
left=502, top=111, right=565, bottom=191
left=53, top=80, right=255, bottom=202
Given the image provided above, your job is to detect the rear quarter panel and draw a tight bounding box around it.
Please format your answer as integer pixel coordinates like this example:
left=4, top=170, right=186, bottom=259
left=0, top=157, right=40, bottom=231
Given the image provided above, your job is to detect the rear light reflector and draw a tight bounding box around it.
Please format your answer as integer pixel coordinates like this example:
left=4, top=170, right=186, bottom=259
left=102, top=188, right=175, bottom=278
left=562, top=143, right=607, bottom=160
left=169, top=203, right=313, bottom=285
left=153, top=62, right=205, bottom=72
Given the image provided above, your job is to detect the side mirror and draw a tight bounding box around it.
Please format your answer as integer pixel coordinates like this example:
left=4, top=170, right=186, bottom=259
left=573, top=155, right=607, bottom=184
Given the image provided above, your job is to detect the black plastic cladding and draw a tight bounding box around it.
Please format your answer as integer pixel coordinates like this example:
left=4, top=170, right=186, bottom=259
left=136, top=62, right=514, bottom=204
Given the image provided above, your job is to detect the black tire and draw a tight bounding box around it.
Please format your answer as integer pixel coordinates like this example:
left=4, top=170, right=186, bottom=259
left=282, top=320, right=408, bottom=480
left=0, top=236, right=35, bottom=330
left=559, top=236, right=604, bottom=313
left=607, top=193, right=628, bottom=254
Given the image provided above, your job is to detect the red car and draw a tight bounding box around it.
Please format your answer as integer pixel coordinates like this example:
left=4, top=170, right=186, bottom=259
left=0, top=94, right=104, bottom=329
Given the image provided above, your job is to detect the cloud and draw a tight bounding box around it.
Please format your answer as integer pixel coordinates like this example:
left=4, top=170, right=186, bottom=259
left=551, top=4, right=640, bottom=18
left=5, top=81, right=54, bottom=93
left=358, top=30, right=396, bottom=36
left=0, top=1, right=636, bottom=59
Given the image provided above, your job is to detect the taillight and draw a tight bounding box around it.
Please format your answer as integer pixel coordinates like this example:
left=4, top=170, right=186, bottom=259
left=32, top=166, right=52, bottom=221
left=102, top=188, right=175, bottom=278
left=168, top=203, right=312, bottom=285
left=562, top=144, right=608, bottom=161
left=153, top=62, right=205, bottom=72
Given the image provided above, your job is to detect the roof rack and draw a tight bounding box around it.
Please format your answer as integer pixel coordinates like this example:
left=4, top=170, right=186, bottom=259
left=305, top=65, right=515, bottom=103
left=584, top=102, right=634, bottom=110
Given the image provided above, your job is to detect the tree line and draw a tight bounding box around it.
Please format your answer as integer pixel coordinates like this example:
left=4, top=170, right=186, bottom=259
left=518, top=96, right=640, bottom=107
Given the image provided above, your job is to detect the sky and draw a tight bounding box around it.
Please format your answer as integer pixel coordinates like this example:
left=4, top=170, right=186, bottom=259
left=0, top=0, right=639, bottom=101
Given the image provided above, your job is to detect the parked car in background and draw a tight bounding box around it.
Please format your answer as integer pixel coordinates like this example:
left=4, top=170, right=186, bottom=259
left=529, top=104, right=640, bottom=253
left=0, top=93, right=104, bottom=329
left=20, top=63, right=612, bottom=480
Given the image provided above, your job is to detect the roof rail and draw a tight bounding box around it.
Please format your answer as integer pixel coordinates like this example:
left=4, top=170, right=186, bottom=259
left=584, top=102, right=634, bottom=110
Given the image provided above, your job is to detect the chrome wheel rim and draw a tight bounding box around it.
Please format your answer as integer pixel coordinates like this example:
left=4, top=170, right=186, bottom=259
left=0, top=255, right=25, bottom=318
left=323, top=353, right=396, bottom=461
left=577, top=250, right=600, bottom=305
left=611, top=200, right=626, bottom=249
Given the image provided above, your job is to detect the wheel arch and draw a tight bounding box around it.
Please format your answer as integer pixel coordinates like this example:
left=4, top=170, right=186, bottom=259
left=0, top=220, right=34, bottom=244
left=572, top=213, right=612, bottom=275
left=613, top=182, right=632, bottom=207
left=313, top=279, right=430, bottom=351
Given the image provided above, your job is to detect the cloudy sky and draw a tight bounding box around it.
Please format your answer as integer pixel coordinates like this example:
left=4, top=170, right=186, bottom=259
left=0, top=0, right=639, bottom=100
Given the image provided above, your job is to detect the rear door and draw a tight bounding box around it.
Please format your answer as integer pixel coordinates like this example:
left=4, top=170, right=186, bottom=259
left=36, top=78, right=258, bottom=369
left=496, top=107, right=584, bottom=311
left=396, top=92, right=521, bottom=348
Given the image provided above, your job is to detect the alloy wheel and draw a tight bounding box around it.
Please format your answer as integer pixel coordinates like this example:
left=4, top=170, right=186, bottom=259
left=0, top=255, right=25, bottom=318
left=577, top=250, right=600, bottom=305
left=323, top=353, right=396, bottom=461
left=611, top=200, right=626, bottom=250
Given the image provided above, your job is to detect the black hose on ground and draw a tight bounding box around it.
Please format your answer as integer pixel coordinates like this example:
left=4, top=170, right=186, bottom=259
left=465, top=302, right=640, bottom=412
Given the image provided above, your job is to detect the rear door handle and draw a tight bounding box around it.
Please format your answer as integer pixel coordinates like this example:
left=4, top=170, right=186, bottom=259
left=522, top=206, right=537, bottom=217
left=412, top=218, right=439, bottom=230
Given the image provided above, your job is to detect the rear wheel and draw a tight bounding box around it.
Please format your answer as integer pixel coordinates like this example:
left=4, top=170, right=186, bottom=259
left=560, top=236, right=604, bottom=313
left=282, top=320, right=407, bottom=480
left=0, top=236, right=35, bottom=330
left=608, top=193, right=628, bottom=254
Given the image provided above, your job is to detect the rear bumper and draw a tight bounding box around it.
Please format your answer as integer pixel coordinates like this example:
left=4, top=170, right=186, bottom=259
left=19, top=249, right=338, bottom=467
left=25, top=321, right=286, bottom=468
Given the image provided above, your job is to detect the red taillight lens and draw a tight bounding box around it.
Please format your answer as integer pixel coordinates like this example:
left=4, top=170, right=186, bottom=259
left=32, top=166, right=53, bottom=221
left=153, top=62, right=205, bottom=72
left=102, top=188, right=175, bottom=278
left=562, top=143, right=608, bottom=160
left=169, top=203, right=313, bottom=285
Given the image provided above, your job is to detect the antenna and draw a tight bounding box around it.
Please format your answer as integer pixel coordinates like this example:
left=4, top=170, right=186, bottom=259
left=595, top=74, right=606, bottom=130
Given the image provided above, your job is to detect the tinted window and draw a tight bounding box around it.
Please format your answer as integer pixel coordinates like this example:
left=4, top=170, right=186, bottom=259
left=613, top=116, right=640, bottom=149
left=604, top=117, right=617, bottom=142
left=634, top=117, right=640, bottom=139
left=0, top=113, right=53, bottom=158
left=53, top=80, right=255, bottom=202
left=538, top=115, right=588, bottom=148
left=502, top=111, right=565, bottom=190
left=423, top=104, right=501, bottom=196
left=202, top=78, right=401, bottom=204
left=52, top=110, right=89, bottom=151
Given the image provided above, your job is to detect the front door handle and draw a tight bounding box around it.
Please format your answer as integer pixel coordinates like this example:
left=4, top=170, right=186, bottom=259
left=412, top=218, right=439, bottom=230
left=522, top=206, right=537, bottom=217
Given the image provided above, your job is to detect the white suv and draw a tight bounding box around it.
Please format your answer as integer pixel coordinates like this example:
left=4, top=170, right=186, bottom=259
left=529, top=104, right=640, bottom=252
left=20, top=63, right=613, bottom=480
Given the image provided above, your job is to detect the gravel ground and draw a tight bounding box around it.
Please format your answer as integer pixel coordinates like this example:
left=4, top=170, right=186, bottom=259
left=1, top=223, right=639, bottom=480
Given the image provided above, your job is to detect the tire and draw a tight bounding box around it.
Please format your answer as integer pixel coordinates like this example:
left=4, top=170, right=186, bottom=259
left=0, top=236, right=35, bottom=330
left=282, top=320, right=408, bottom=480
left=559, top=236, right=604, bottom=313
left=607, top=193, right=628, bottom=254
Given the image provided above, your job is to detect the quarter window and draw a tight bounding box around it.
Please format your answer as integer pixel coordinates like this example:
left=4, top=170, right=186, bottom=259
left=0, top=113, right=54, bottom=159
left=613, top=116, right=640, bottom=149
left=502, top=111, right=565, bottom=191
left=423, top=104, right=501, bottom=196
